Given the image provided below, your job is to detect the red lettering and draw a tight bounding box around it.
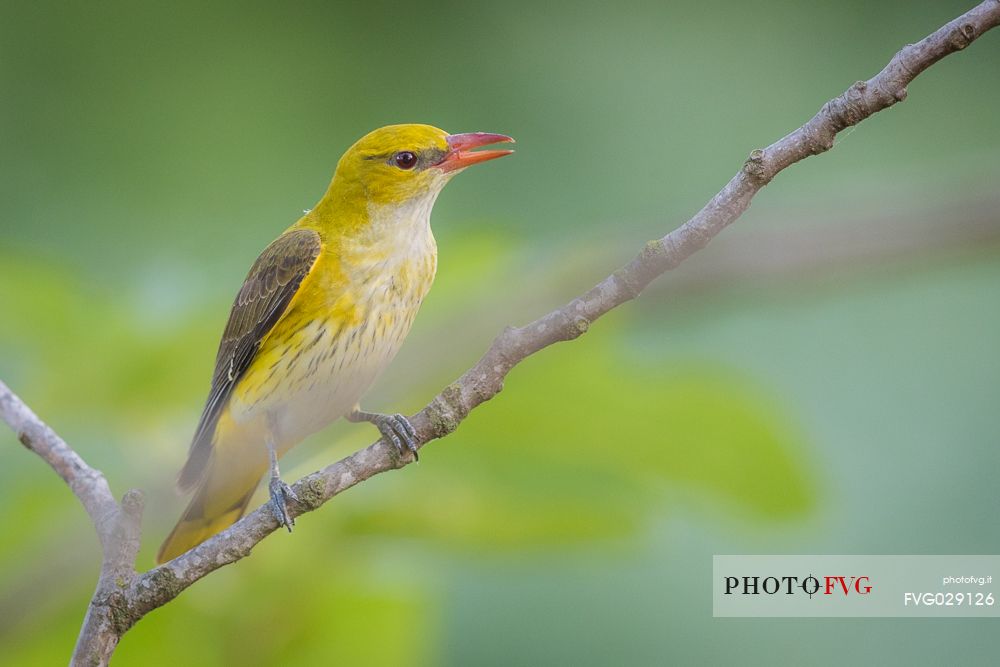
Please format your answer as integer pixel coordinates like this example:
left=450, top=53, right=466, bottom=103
left=824, top=576, right=847, bottom=595
left=824, top=575, right=872, bottom=595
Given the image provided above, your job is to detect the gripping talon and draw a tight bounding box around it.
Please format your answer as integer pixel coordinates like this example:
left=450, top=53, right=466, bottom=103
left=269, top=478, right=296, bottom=530
left=349, top=409, right=419, bottom=461
left=397, top=413, right=418, bottom=440
left=266, top=439, right=297, bottom=531
left=386, top=414, right=419, bottom=460
left=384, top=427, right=403, bottom=453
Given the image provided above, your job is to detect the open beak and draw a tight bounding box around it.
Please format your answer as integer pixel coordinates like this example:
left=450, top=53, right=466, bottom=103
left=436, top=132, right=515, bottom=173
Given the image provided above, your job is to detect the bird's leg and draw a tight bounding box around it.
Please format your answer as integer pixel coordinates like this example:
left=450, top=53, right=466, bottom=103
left=266, top=437, right=298, bottom=531
left=346, top=406, right=419, bottom=461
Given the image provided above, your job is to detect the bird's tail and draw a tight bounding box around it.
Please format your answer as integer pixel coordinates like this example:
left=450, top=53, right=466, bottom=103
left=156, top=475, right=254, bottom=564
left=157, top=414, right=270, bottom=564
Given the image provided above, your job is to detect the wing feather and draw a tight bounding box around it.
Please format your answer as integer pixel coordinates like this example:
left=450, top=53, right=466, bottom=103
left=177, top=228, right=323, bottom=490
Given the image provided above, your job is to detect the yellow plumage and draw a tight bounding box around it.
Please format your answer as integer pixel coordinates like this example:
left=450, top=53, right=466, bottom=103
left=158, top=124, right=512, bottom=563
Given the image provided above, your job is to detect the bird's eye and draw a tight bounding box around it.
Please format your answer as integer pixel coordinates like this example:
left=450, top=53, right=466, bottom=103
left=394, top=151, right=418, bottom=170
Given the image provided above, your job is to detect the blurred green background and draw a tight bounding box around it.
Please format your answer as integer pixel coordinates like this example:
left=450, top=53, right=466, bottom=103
left=2, top=0, right=999, bottom=664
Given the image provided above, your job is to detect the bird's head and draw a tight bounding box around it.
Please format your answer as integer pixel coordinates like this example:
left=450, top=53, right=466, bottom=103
left=329, top=124, right=514, bottom=209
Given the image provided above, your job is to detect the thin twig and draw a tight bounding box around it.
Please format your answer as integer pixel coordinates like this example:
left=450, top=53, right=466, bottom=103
left=0, top=380, right=118, bottom=541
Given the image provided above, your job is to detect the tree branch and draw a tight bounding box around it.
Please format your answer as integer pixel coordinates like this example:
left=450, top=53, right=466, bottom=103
left=0, top=380, right=145, bottom=664
left=2, top=2, right=998, bottom=664
left=0, top=380, right=118, bottom=538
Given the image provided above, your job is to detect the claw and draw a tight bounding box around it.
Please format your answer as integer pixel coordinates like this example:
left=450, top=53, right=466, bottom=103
left=382, top=413, right=419, bottom=461
left=382, top=422, right=403, bottom=452
left=269, top=476, right=296, bottom=531
left=396, top=413, right=418, bottom=440
left=348, top=409, right=420, bottom=461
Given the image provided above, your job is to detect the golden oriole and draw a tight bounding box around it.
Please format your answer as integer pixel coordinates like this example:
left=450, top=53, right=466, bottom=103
left=157, top=124, right=513, bottom=563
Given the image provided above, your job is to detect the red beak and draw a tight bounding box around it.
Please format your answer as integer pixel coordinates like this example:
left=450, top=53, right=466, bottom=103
left=436, top=132, right=515, bottom=173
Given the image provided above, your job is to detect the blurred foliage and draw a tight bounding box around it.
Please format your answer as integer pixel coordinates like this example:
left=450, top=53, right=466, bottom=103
left=345, top=323, right=815, bottom=549
left=1, top=0, right=998, bottom=665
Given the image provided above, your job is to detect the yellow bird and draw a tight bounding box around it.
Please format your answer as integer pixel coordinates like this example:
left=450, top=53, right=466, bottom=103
left=157, top=124, right=513, bottom=563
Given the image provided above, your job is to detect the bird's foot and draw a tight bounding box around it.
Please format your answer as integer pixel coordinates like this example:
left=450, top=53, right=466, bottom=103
left=268, top=475, right=298, bottom=531
left=350, top=410, right=419, bottom=461
left=373, top=413, right=419, bottom=461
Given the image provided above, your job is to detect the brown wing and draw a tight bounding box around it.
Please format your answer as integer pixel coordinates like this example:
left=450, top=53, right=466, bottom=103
left=177, top=228, right=323, bottom=490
